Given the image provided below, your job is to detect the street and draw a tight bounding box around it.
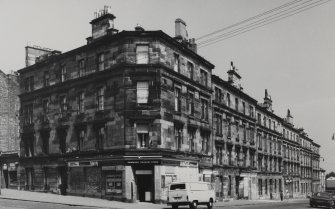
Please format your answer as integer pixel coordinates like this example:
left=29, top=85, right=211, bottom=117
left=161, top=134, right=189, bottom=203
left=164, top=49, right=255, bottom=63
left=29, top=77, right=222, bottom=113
left=0, top=199, right=107, bottom=209
left=0, top=198, right=312, bottom=209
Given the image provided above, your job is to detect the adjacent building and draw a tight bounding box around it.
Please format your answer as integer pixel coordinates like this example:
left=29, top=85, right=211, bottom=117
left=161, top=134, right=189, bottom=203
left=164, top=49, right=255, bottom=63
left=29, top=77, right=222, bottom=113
left=0, top=70, right=20, bottom=189
left=17, top=7, right=322, bottom=203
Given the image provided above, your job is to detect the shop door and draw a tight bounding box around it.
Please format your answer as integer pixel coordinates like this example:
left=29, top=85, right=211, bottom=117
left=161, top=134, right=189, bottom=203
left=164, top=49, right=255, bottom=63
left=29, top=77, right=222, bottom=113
left=58, top=167, right=67, bottom=195
left=136, top=170, right=154, bottom=202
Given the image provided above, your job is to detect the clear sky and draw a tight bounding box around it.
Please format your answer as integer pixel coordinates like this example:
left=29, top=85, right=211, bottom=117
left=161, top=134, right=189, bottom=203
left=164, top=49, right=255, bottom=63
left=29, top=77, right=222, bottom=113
left=1, top=0, right=334, bottom=173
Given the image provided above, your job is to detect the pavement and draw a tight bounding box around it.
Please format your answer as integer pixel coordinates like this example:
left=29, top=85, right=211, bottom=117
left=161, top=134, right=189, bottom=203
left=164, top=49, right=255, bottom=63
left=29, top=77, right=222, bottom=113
left=0, top=189, right=308, bottom=209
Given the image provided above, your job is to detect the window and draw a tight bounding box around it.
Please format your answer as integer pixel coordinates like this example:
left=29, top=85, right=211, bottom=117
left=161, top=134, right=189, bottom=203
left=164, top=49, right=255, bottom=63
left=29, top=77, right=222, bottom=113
left=173, top=53, right=180, bottom=72
left=96, top=126, right=105, bottom=150
left=249, top=105, right=254, bottom=118
left=187, top=62, right=194, bottom=79
left=136, top=45, right=149, bottom=64
left=42, top=99, right=49, bottom=114
left=24, top=76, right=34, bottom=91
left=268, top=119, right=271, bottom=129
left=187, top=91, right=195, bottom=116
left=77, top=92, right=85, bottom=114
left=40, top=130, right=50, bottom=154
left=59, top=95, right=67, bottom=115
left=24, top=104, right=34, bottom=125
left=137, top=124, right=149, bottom=148
left=43, top=71, right=49, bottom=87
left=188, top=128, right=196, bottom=152
left=216, top=114, right=222, bottom=135
left=78, top=129, right=86, bottom=151
left=257, top=113, right=261, bottom=124
left=78, top=59, right=85, bottom=77
left=201, top=99, right=208, bottom=121
left=235, top=98, right=239, bottom=111
left=201, top=131, right=210, bottom=153
left=227, top=93, right=231, bottom=107
left=42, top=99, right=49, bottom=122
left=174, top=87, right=181, bottom=112
left=98, top=53, right=105, bottom=71
left=214, top=87, right=222, bottom=103
left=97, top=87, right=105, bottom=111
left=200, top=69, right=208, bottom=87
left=60, top=65, right=66, bottom=82
left=227, top=118, right=232, bottom=139
left=57, top=128, right=67, bottom=154
left=174, top=125, right=183, bottom=150
left=263, top=116, right=266, bottom=127
left=242, top=102, right=246, bottom=114
left=137, top=81, right=149, bottom=104
left=216, top=146, right=223, bottom=165
left=24, top=135, right=34, bottom=157
left=258, top=179, right=263, bottom=195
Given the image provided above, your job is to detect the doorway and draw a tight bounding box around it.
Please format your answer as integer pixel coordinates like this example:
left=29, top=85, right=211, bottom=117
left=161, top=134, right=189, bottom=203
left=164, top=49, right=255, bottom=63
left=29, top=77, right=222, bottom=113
left=58, top=167, right=67, bottom=195
left=135, top=170, right=154, bottom=202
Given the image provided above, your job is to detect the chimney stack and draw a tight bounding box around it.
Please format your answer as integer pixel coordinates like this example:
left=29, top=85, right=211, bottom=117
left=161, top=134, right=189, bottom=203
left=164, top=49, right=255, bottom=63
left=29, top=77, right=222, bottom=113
left=88, top=6, right=118, bottom=43
left=175, top=18, right=188, bottom=42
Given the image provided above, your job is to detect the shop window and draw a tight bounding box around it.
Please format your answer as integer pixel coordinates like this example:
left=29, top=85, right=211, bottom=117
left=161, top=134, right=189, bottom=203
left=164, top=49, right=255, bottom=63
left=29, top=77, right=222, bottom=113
left=136, top=45, right=149, bottom=64
left=137, top=81, right=149, bottom=104
left=258, top=179, right=263, bottom=195
left=9, top=170, right=17, bottom=185
left=137, top=124, right=149, bottom=148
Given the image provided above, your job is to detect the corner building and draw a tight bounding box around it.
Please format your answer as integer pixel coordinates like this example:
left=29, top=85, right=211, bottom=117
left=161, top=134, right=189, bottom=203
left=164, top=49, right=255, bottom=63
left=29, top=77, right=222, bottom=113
left=18, top=8, right=322, bottom=203
left=18, top=10, right=213, bottom=203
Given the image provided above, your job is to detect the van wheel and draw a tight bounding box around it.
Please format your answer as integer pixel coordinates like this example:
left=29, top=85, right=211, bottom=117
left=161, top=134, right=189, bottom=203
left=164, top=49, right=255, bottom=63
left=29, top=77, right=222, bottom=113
left=207, top=198, right=214, bottom=209
left=189, top=201, right=198, bottom=209
left=172, top=204, right=178, bottom=209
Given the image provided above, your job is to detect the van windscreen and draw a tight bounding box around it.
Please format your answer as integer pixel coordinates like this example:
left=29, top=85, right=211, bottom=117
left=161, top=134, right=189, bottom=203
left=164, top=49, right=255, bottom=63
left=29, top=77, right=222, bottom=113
left=170, top=184, right=186, bottom=190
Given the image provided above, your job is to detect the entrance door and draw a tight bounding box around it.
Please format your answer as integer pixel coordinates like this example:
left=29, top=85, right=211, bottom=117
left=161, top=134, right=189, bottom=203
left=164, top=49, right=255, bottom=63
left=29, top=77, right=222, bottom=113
left=136, top=171, right=154, bottom=202
left=58, top=167, right=67, bottom=195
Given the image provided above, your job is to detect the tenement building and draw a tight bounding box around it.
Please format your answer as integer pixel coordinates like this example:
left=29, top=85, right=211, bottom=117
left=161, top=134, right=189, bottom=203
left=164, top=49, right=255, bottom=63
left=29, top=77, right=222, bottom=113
left=0, top=70, right=20, bottom=189
left=17, top=7, right=322, bottom=203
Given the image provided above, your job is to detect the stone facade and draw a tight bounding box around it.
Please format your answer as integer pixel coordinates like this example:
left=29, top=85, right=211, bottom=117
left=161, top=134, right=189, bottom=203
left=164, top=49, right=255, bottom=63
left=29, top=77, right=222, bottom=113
left=0, top=70, right=20, bottom=189
left=17, top=9, right=322, bottom=203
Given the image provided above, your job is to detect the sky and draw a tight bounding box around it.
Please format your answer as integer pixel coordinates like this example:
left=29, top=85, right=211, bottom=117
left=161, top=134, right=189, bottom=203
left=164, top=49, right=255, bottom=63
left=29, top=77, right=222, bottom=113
left=0, top=0, right=335, bottom=173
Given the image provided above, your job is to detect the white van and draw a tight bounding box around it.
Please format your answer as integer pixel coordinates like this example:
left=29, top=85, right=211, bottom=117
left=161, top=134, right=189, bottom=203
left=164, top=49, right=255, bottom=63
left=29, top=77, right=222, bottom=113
left=167, top=181, right=215, bottom=209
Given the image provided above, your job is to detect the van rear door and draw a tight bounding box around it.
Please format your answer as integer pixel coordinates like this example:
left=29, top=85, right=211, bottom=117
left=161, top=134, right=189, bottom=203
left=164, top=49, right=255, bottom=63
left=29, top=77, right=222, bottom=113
left=169, top=183, right=187, bottom=202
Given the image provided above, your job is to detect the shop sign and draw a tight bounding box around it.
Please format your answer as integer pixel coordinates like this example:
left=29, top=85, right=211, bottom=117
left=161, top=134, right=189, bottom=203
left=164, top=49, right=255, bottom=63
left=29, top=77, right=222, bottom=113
left=125, top=160, right=161, bottom=165
left=2, top=164, right=7, bottom=170
left=180, top=161, right=198, bottom=167
left=135, top=170, right=153, bottom=175
left=106, top=172, right=122, bottom=195
left=212, top=170, right=219, bottom=175
left=102, top=165, right=125, bottom=171
left=68, top=161, right=98, bottom=167
left=68, top=162, right=80, bottom=167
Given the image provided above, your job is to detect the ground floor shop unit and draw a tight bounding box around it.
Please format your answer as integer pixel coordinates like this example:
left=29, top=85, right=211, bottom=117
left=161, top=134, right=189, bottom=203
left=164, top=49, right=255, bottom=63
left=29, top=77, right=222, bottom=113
left=18, top=155, right=200, bottom=203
